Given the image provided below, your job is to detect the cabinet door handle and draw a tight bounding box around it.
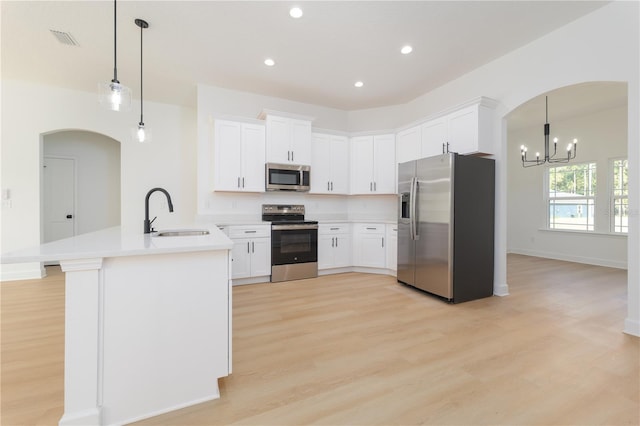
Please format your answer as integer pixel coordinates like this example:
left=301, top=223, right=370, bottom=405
left=370, top=182, right=373, bottom=191
left=374, top=182, right=377, bottom=191
left=366, top=227, right=377, bottom=230
left=291, top=151, right=294, bottom=162
left=331, top=237, right=335, bottom=247
left=244, top=230, right=257, bottom=234
left=247, top=242, right=250, bottom=253
left=330, top=227, right=339, bottom=230
left=287, top=151, right=291, bottom=161
left=242, top=177, right=245, bottom=188
left=331, top=181, right=333, bottom=191
left=237, top=177, right=241, bottom=188
left=252, top=241, right=255, bottom=253
left=327, top=181, right=330, bottom=191
left=335, top=237, right=338, bottom=247
left=382, top=237, right=385, bottom=248
left=442, top=143, right=445, bottom=154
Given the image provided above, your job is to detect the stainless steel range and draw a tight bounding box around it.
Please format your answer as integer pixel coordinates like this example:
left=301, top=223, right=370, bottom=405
left=262, top=204, right=318, bottom=282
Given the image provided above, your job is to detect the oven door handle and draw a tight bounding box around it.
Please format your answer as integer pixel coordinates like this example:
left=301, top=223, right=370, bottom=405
left=271, top=223, right=319, bottom=231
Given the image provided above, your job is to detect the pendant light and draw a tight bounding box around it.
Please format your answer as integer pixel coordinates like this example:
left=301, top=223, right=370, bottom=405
left=520, top=96, right=577, bottom=167
left=98, top=0, right=131, bottom=111
left=133, top=18, right=151, bottom=143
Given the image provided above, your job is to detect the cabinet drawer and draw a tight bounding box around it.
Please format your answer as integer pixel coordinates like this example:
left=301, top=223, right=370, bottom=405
left=228, top=225, right=271, bottom=239
left=319, top=223, right=350, bottom=235
left=353, top=223, right=385, bottom=234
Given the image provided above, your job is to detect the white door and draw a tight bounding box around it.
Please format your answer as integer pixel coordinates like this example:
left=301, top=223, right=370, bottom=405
left=214, top=120, right=242, bottom=191
left=330, top=136, right=350, bottom=194
left=372, top=134, right=396, bottom=194
left=350, top=136, right=374, bottom=194
left=43, top=156, right=75, bottom=242
left=311, top=133, right=332, bottom=194
left=241, top=123, right=266, bottom=192
left=266, top=116, right=291, bottom=163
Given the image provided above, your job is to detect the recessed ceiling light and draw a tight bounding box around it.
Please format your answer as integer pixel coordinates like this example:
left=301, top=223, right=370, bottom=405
left=289, top=7, right=303, bottom=18
left=401, top=45, right=413, bottom=54
left=354, top=81, right=364, bottom=88
left=264, top=58, right=275, bottom=67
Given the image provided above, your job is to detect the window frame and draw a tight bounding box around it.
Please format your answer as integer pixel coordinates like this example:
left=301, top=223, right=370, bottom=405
left=610, top=157, right=629, bottom=234
left=545, top=161, right=597, bottom=232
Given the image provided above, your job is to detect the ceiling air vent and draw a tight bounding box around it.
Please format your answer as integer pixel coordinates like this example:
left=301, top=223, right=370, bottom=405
left=50, top=30, right=79, bottom=46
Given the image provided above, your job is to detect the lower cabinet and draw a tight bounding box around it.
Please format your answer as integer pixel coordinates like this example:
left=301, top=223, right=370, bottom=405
left=386, top=224, right=398, bottom=271
left=352, top=223, right=386, bottom=268
left=318, top=224, right=351, bottom=270
left=227, top=225, right=271, bottom=281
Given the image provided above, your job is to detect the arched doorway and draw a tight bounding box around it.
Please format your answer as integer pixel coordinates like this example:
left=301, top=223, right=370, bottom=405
left=506, top=82, right=628, bottom=268
left=41, top=130, right=121, bottom=244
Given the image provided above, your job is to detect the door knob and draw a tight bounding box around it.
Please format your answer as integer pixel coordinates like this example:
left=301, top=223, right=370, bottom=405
left=66, top=214, right=73, bottom=219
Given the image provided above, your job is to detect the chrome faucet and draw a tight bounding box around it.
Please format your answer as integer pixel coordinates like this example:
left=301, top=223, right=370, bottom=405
left=144, top=187, right=174, bottom=233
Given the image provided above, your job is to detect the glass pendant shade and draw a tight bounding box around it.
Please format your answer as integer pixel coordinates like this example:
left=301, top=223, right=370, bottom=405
left=99, top=80, right=132, bottom=111
left=133, top=122, right=152, bottom=143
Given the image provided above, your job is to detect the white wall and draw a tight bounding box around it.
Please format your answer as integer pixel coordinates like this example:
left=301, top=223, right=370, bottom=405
left=1, top=1, right=637, bottom=334
left=44, top=130, right=121, bottom=236
left=346, top=1, right=639, bottom=335
left=507, top=105, right=628, bottom=268
left=1, top=80, right=197, bottom=279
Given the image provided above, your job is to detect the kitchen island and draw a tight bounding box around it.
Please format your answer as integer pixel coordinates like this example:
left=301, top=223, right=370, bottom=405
left=1, top=226, right=233, bottom=426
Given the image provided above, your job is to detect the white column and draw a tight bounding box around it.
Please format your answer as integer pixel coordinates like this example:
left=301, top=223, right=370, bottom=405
left=58, top=258, right=104, bottom=426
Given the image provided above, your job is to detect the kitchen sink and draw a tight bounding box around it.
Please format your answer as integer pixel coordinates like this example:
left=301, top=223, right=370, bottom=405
left=153, top=229, right=210, bottom=237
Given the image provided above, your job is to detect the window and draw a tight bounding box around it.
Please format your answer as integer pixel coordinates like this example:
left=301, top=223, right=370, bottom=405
left=612, top=159, right=628, bottom=233
left=547, top=162, right=596, bottom=231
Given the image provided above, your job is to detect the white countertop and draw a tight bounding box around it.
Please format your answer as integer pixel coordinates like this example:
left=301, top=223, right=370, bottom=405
left=1, top=226, right=233, bottom=264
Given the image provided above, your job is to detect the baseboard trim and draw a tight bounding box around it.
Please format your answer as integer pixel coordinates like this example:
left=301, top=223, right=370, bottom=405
left=624, top=318, right=640, bottom=337
left=1, top=263, right=46, bottom=281
left=508, top=248, right=627, bottom=269
left=493, top=283, right=509, bottom=297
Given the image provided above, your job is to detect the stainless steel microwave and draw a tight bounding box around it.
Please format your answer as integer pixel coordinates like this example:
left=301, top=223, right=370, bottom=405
left=265, top=163, right=310, bottom=192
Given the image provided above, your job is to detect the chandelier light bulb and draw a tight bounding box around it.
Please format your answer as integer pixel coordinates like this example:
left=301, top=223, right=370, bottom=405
left=536, top=152, right=540, bottom=158
left=553, top=137, right=558, bottom=144
left=567, top=143, right=573, bottom=151
left=573, top=138, right=578, bottom=144
left=289, top=7, right=303, bottom=18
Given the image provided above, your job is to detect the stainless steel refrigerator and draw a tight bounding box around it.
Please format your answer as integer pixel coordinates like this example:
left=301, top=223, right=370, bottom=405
left=397, top=153, right=495, bottom=303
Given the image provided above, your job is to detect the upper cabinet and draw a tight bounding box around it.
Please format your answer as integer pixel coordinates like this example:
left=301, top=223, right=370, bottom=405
left=350, top=134, right=396, bottom=195
left=395, top=97, right=497, bottom=162
left=213, top=119, right=265, bottom=192
left=311, top=133, right=349, bottom=194
left=263, top=113, right=313, bottom=166
left=396, top=126, right=421, bottom=165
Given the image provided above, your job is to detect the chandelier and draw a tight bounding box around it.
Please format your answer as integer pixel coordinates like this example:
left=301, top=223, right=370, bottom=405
left=520, top=96, right=577, bottom=167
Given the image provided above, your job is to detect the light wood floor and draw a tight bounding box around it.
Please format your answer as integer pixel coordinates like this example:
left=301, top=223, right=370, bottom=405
left=1, top=255, right=638, bottom=425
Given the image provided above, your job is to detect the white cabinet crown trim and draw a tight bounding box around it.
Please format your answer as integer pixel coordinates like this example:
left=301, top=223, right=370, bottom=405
left=395, top=96, right=499, bottom=133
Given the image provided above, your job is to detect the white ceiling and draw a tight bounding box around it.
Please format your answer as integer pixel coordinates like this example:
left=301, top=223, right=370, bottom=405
left=2, top=1, right=613, bottom=112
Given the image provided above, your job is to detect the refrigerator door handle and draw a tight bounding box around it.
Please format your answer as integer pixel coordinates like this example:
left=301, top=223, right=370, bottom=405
left=409, top=177, right=417, bottom=240
left=413, top=177, right=420, bottom=240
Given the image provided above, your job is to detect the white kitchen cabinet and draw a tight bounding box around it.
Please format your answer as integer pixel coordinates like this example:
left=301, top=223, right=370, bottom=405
left=420, top=99, right=496, bottom=156
left=420, top=117, right=448, bottom=158
left=350, top=134, right=396, bottom=194
left=447, top=103, right=495, bottom=155
left=352, top=223, right=386, bottom=268
left=396, top=125, right=421, bottom=164
left=386, top=223, right=398, bottom=271
left=265, top=115, right=312, bottom=165
left=318, top=223, right=351, bottom=270
left=311, top=133, right=349, bottom=194
left=213, top=120, right=265, bottom=192
left=228, top=225, right=271, bottom=280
